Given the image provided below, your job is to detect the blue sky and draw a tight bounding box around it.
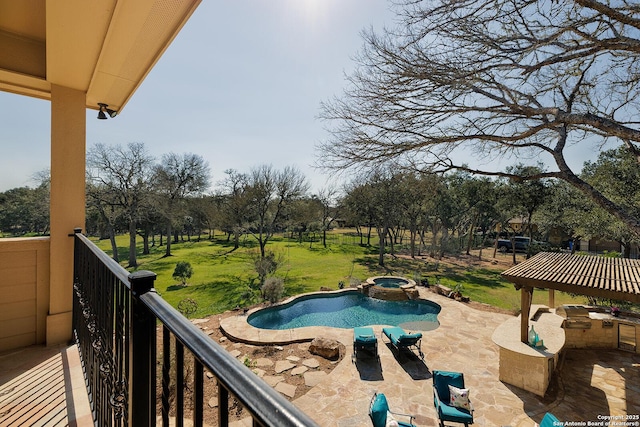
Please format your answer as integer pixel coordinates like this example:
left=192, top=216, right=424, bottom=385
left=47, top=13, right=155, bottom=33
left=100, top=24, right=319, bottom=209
left=1, top=0, right=602, bottom=194
left=0, top=0, right=396, bottom=193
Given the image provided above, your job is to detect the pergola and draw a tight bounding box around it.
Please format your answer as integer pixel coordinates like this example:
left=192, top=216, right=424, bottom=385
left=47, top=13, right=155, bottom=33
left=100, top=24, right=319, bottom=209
left=501, top=252, right=640, bottom=343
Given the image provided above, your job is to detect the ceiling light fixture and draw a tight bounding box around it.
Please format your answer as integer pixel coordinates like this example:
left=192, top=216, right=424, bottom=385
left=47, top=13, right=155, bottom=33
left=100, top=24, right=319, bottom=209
left=97, top=103, right=117, bottom=119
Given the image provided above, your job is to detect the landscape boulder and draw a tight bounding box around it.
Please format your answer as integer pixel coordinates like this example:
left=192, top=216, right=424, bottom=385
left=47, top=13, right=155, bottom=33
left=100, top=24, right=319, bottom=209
left=309, top=337, right=342, bottom=361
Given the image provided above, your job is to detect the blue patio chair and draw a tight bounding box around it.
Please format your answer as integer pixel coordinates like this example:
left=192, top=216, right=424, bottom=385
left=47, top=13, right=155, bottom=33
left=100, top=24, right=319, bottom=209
left=369, top=392, right=416, bottom=427
left=353, top=326, right=379, bottom=361
left=432, top=370, right=474, bottom=427
left=539, top=412, right=560, bottom=427
left=382, top=326, right=424, bottom=360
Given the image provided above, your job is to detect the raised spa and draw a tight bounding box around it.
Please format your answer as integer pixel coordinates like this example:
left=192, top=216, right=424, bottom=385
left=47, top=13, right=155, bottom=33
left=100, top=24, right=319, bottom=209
left=247, top=291, right=440, bottom=331
left=367, top=276, right=415, bottom=288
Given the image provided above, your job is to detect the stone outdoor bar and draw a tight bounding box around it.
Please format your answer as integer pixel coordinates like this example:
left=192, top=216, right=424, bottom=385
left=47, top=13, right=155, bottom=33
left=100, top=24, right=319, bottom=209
left=495, top=252, right=640, bottom=397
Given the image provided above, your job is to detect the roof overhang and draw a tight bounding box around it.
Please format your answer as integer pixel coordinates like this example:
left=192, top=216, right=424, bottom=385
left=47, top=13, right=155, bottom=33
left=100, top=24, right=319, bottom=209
left=501, top=252, right=640, bottom=304
left=0, top=0, right=200, bottom=112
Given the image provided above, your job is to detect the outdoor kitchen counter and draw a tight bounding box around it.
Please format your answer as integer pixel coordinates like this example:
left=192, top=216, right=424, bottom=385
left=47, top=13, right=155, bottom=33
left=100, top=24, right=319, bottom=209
left=589, top=311, right=640, bottom=325
left=492, top=305, right=565, bottom=397
left=563, top=309, right=640, bottom=353
left=492, top=308, right=565, bottom=357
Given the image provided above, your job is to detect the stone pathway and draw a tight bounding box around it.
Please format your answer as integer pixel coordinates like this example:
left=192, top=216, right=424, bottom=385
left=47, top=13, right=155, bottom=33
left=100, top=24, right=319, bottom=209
left=190, top=319, right=328, bottom=407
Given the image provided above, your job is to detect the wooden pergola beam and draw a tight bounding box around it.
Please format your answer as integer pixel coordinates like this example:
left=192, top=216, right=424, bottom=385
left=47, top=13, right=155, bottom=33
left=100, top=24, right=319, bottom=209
left=502, top=252, right=640, bottom=305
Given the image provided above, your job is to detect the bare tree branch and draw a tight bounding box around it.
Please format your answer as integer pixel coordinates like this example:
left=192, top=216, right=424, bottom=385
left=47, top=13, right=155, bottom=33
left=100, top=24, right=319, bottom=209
left=317, top=0, right=640, bottom=235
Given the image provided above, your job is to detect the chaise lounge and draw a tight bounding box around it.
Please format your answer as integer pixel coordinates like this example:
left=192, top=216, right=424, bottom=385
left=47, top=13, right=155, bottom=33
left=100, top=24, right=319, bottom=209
left=382, top=326, right=424, bottom=360
left=353, top=326, right=379, bottom=361
left=369, top=392, right=416, bottom=427
left=432, top=370, right=474, bottom=427
left=538, top=412, right=560, bottom=427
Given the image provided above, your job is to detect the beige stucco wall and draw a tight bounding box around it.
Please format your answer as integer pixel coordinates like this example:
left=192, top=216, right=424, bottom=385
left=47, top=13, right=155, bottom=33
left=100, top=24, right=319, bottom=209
left=0, top=237, right=50, bottom=352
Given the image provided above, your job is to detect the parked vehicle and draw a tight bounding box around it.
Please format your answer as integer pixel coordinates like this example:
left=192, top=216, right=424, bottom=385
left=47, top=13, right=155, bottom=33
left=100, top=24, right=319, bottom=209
left=497, top=236, right=550, bottom=253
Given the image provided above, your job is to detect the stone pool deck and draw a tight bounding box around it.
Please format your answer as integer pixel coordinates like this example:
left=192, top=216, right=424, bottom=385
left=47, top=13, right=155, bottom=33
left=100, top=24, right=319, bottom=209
left=222, top=288, right=640, bottom=427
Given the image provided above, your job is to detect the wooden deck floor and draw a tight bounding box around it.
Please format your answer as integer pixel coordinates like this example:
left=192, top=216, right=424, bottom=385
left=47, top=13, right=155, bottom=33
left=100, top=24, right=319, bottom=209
left=0, top=344, right=92, bottom=427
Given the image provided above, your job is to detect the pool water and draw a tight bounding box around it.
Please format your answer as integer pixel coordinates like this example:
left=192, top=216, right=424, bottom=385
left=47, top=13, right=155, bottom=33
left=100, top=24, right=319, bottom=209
left=248, top=292, right=440, bottom=331
left=373, top=277, right=409, bottom=288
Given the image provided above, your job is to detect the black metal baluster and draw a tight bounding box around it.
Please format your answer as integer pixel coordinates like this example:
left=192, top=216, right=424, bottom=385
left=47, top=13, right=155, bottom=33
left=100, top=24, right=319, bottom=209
left=193, top=358, right=203, bottom=427
left=218, top=385, right=229, bottom=427
left=162, top=326, right=171, bottom=427
left=176, top=341, right=184, bottom=427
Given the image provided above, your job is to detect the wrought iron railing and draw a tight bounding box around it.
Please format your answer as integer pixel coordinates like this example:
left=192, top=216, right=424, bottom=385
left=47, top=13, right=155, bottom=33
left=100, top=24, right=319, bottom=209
left=72, top=230, right=318, bottom=427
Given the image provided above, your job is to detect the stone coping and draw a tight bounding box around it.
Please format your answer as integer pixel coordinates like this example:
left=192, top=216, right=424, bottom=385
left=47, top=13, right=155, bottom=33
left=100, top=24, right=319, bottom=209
left=220, top=288, right=435, bottom=346
left=222, top=289, right=361, bottom=345
left=366, top=275, right=416, bottom=287
left=220, top=314, right=346, bottom=346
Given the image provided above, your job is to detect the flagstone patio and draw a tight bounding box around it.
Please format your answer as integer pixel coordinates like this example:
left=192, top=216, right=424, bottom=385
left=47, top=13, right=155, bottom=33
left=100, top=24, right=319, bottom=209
left=222, top=289, right=640, bottom=426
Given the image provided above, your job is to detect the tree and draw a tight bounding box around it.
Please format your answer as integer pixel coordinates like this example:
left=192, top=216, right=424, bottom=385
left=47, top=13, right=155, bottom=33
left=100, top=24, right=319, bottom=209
left=245, top=165, right=309, bottom=258
left=503, top=165, right=551, bottom=259
left=581, top=148, right=640, bottom=256
left=315, top=186, right=342, bottom=248
left=342, top=178, right=377, bottom=246
left=172, top=261, right=193, bottom=285
left=28, top=170, right=50, bottom=235
left=542, top=181, right=608, bottom=251
left=367, top=170, right=405, bottom=266
left=218, top=169, right=252, bottom=250
left=87, top=142, right=154, bottom=267
left=453, top=174, right=498, bottom=259
left=0, top=186, right=49, bottom=236
left=319, top=0, right=640, bottom=236
left=428, top=176, right=459, bottom=259
left=153, top=153, right=210, bottom=257
left=288, top=196, right=323, bottom=246
left=0, top=170, right=50, bottom=236
left=86, top=181, right=123, bottom=262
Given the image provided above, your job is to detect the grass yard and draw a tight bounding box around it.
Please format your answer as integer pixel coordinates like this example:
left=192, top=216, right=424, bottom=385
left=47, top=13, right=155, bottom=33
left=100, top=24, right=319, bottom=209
left=93, top=232, right=587, bottom=318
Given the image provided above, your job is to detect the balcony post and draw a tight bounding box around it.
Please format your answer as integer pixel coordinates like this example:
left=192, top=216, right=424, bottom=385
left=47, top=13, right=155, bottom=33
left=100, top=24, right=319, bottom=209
left=48, top=85, right=86, bottom=346
left=129, top=270, right=157, bottom=427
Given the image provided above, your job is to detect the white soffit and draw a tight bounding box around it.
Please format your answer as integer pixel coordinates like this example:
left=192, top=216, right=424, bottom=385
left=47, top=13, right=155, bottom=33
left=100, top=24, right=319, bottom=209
left=0, top=0, right=201, bottom=112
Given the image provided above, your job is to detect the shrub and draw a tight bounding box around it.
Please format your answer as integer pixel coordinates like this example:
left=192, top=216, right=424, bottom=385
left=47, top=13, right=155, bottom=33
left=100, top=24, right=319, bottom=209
left=261, top=277, right=284, bottom=304
left=253, top=251, right=282, bottom=285
left=173, top=261, right=193, bottom=285
left=177, top=298, right=198, bottom=318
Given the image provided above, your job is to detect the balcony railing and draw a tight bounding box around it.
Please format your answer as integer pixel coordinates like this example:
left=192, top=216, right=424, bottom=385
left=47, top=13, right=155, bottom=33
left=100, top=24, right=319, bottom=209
left=72, top=230, right=318, bottom=427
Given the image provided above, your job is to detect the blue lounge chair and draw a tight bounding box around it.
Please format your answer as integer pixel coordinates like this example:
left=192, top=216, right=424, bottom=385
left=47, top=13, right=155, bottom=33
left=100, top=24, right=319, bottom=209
left=382, top=326, right=424, bottom=360
left=433, top=370, right=473, bottom=427
left=369, top=392, right=416, bottom=427
left=539, top=412, right=560, bottom=427
left=353, top=326, right=378, bottom=361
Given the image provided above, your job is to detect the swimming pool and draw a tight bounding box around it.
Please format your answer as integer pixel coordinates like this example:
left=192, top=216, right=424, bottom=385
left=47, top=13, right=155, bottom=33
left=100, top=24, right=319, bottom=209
left=247, top=291, right=440, bottom=331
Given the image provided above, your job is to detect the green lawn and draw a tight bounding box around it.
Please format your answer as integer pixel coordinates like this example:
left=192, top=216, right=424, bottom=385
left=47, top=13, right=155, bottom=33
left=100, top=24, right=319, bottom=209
left=92, top=233, right=586, bottom=318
